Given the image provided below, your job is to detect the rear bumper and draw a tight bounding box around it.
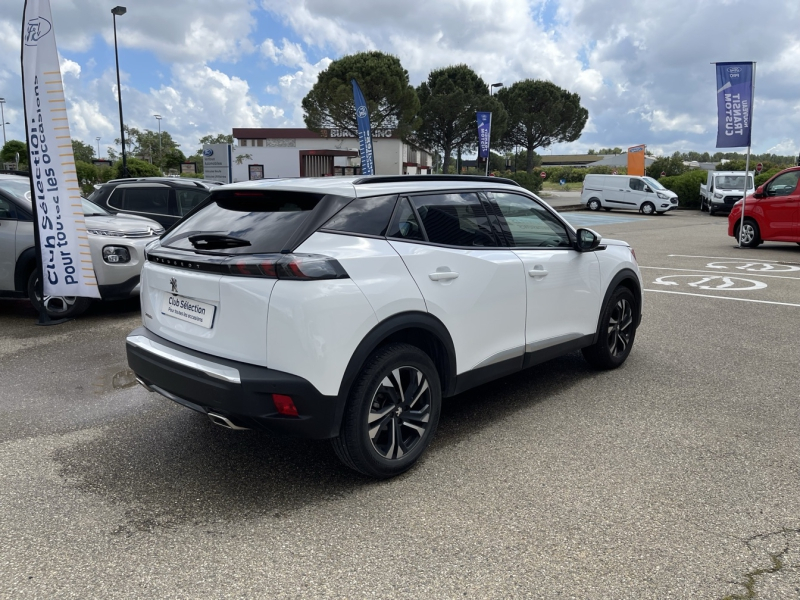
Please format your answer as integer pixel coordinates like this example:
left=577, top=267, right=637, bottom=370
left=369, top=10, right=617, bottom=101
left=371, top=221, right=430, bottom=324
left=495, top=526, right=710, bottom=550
left=126, top=327, right=344, bottom=439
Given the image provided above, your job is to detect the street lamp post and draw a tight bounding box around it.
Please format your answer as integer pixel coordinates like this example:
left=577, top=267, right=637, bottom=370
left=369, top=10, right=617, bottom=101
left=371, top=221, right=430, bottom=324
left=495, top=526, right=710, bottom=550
left=489, top=82, right=503, bottom=95
left=154, top=114, right=162, bottom=173
left=95, top=137, right=101, bottom=160
left=111, top=6, right=127, bottom=177
left=0, top=98, right=7, bottom=146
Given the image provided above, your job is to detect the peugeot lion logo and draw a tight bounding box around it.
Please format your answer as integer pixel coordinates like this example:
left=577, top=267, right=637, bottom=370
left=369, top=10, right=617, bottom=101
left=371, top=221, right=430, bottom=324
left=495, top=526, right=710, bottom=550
left=170, top=277, right=178, bottom=294
left=24, top=17, right=52, bottom=46
left=357, top=106, right=368, bottom=119
left=202, top=148, right=214, bottom=157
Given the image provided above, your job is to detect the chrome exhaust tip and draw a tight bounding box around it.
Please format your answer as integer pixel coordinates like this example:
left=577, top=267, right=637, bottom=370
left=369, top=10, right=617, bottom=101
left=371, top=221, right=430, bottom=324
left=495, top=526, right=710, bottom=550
left=136, top=376, right=154, bottom=392
left=207, top=412, right=249, bottom=431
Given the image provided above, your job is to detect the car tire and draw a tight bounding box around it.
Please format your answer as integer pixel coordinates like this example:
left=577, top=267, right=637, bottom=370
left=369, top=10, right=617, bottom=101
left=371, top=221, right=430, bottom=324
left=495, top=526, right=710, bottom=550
left=709, top=206, right=716, bottom=216
left=737, top=218, right=761, bottom=248
left=582, top=286, right=637, bottom=370
left=332, top=343, right=441, bottom=479
left=26, top=270, right=92, bottom=319
left=700, top=197, right=707, bottom=212
left=587, top=198, right=601, bottom=211
left=641, top=202, right=655, bottom=215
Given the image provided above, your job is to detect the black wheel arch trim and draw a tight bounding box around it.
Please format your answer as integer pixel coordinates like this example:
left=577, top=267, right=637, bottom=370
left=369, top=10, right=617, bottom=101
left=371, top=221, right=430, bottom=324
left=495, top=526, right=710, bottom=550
left=593, top=269, right=642, bottom=344
left=337, top=311, right=458, bottom=403
left=14, top=247, right=37, bottom=293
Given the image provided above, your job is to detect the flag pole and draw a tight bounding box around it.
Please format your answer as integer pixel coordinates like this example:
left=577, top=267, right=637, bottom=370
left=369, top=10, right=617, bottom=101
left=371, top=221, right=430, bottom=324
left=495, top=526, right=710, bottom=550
left=738, top=61, right=756, bottom=249
left=485, top=112, right=492, bottom=176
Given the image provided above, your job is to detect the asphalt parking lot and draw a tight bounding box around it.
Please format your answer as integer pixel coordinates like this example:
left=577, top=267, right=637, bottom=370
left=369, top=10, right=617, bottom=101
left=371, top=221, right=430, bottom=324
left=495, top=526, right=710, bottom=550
left=1, top=209, right=798, bottom=599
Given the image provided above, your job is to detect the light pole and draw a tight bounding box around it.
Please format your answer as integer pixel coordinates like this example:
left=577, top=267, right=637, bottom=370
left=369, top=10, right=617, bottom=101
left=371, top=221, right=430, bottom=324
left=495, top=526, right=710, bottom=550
left=95, top=136, right=101, bottom=160
left=0, top=98, right=6, bottom=146
left=489, top=82, right=503, bottom=95
left=154, top=114, right=162, bottom=173
left=111, top=6, right=127, bottom=177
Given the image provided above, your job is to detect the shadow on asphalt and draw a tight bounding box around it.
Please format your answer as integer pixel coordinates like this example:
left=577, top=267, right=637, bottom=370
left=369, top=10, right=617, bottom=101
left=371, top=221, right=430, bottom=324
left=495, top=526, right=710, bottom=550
left=53, top=351, right=597, bottom=532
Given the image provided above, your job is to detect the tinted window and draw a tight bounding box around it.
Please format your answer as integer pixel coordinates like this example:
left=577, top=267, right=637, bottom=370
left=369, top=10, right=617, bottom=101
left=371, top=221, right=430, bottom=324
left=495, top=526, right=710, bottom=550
left=322, top=195, right=396, bottom=236
left=485, top=192, right=570, bottom=248
left=176, top=188, right=211, bottom=216
left=161, top=190, right=323, bottom=254
left=387, top=198, right=424, bottom=241
left=411, top=193, right=496, bottom=247
left=629, top=178, right=645, bottom=192
left=110, top=187, right=171, bottom=215
left=0, top=196, right=16, bottom=220
left=0, top=179, right=32, bottom=201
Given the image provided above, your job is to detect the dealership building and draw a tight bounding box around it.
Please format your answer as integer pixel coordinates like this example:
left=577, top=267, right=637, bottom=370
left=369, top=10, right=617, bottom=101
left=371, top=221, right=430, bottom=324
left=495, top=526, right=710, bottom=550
left=229, top=127, right=433, bottom=182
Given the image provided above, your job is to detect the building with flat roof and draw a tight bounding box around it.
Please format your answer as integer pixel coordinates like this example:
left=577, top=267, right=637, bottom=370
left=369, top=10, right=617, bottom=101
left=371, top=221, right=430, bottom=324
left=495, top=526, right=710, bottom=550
left=231, top=128, right=433, bottom=182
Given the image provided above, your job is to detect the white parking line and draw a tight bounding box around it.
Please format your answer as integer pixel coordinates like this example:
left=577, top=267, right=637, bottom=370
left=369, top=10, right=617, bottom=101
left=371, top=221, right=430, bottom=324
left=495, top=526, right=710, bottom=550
left=640, top=266, right=800, bottom=281
left=668, top=253, right=800, bottom=266
left=644, top=289, right=800, bottom=307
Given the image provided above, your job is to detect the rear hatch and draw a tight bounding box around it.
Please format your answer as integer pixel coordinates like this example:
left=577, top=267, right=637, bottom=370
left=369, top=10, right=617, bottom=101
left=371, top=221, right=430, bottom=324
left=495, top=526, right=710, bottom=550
left=141, top=187, right=352, bottom=366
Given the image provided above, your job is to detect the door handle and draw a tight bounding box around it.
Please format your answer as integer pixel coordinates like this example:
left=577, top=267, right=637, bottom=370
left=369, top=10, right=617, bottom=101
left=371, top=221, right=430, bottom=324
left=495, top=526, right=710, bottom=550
left=528, top=268, right=549, bottom=277
left=429, top=271, right=459, bottom=281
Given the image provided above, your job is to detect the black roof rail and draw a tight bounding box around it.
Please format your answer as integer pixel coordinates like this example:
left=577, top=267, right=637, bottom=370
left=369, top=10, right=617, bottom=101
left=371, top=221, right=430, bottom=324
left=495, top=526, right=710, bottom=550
left=351, top=174, right=521, bottom=187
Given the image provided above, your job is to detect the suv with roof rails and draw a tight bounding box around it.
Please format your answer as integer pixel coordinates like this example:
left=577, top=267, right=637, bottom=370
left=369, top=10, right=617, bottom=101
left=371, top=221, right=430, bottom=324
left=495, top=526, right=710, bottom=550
left=126, top=175, right=643, bottom=478
left=87, top=178, right=213, bottom=228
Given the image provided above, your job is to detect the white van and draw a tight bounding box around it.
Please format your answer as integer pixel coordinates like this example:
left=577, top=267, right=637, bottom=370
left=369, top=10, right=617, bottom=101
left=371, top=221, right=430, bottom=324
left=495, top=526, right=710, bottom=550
left=581, top=174, right=679, bottom=215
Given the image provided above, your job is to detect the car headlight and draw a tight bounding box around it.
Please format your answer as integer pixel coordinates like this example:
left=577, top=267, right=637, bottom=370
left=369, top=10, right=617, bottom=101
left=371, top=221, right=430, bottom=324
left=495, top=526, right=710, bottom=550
left=714, top=192, right=723, bottom=199
left=103, top=246, right=131, bottom=264
left=656, top=192, right=668, bottom=199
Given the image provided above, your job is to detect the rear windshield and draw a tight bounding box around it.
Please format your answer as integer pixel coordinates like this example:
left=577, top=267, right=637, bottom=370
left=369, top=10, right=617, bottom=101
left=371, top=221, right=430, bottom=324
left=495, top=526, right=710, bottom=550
left=160, top=190, right=324, bottom=254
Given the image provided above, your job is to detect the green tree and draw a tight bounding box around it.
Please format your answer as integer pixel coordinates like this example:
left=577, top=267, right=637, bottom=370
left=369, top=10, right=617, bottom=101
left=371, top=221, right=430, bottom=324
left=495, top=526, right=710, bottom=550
left=71, top=139, right=95, bottom=163
left=199, top=134, right=233, bottom=147
left=163, top=148, right=187, bottom=171
left=302, top=51, right=421, bottom=139
left=1, top=140, right=28, bottom=168
left=647, top=151, right=688, bottom=178
left=497, top=80, right=588, bottom=174
left=113, top=156, right=161, bottom=178
left=414, top=64, right=507, bottom=174
left=115, top=126, right=180, bottom=169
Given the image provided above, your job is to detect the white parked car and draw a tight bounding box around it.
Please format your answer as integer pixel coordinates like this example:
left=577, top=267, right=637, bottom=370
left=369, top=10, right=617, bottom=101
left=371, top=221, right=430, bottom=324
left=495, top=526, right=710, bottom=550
left=581, top=174, right=678, bottom=214
left=0, top=174, right=164, bottom=318
left=126, top=175, right=643, bottom=477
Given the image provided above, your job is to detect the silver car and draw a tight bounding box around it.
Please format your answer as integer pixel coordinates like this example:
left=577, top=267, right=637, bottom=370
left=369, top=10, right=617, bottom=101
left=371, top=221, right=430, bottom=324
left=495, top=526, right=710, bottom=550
left=0, top=174, right=164, bottom=318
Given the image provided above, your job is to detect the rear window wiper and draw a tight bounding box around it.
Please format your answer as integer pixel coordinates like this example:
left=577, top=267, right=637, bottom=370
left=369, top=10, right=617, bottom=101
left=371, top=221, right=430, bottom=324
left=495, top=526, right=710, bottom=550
left=188, top=234, right=251, bottom=250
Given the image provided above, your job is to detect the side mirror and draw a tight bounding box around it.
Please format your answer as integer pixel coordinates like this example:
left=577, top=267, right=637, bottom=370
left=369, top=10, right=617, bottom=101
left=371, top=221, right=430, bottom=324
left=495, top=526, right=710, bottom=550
left=575, top=228, right=602, bottom=252
left=753, top=185, right=765, bottom=199
left=644, top=186, right=653, bottom=193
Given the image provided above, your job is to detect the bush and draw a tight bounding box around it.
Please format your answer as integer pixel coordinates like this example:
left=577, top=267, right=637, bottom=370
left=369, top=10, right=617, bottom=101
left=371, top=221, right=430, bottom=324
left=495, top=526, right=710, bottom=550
left=755, top=168, right=781, bottom=188
left=503, top=170, right=543, bottom=193
left=658, top=170, right=708, bottom=209
left=113, top=156, right=162, bottom=178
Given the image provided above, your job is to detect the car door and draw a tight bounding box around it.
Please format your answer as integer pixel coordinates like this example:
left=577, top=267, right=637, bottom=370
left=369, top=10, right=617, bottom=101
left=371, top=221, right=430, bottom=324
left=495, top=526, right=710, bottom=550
left=386, top=192, right=527, bottom=376
left=0, top=194, right=18, bottom=290
left=106, top=184, right=177, bottom=228
left=482, top=190, right=602, bottom=355
left=760, top=170, right=800, bottom=239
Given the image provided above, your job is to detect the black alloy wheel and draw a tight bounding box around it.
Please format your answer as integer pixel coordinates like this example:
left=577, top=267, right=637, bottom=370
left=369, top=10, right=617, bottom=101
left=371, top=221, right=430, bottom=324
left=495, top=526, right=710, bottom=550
left=582, top=286, right=637, bottom=370
left=332, top=343, right=441, bottom=478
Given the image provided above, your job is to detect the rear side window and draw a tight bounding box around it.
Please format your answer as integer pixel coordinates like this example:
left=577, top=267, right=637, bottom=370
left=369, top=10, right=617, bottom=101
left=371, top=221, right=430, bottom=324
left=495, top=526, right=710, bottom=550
left=387, top=198, right=424, bottom=241
left=410, top=192, right=496, bottom=247
left=176, top=188, right=210, bottom=216
left=321, top=195, right=396, bottom=236
left=161, top=190, right=324, bottom=254
left=110, top=187, right=171, bottom=215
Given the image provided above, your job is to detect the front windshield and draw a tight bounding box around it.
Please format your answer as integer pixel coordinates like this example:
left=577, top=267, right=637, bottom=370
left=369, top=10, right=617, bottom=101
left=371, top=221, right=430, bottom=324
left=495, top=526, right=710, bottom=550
left=715, top=175, right=753, bottom=190
left=0, top=178, right=32, bottom=202
left=642, top=176, right=665, bottom=190
left=82, top=198, right=110, bottom=216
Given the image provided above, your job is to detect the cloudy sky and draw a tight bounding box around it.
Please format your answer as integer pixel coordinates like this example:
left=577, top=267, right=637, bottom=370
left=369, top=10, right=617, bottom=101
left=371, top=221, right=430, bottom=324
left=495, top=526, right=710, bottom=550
left=1, top=0, right=798, bottom=159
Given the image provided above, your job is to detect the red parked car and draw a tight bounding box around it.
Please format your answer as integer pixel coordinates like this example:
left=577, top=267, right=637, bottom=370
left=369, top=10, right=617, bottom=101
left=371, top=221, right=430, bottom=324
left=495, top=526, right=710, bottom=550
left=729, top=166, right=800, bottom=247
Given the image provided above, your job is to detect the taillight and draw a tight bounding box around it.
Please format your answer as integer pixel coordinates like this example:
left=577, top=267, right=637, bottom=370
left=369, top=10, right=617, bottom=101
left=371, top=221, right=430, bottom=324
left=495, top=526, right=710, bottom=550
left=224, top=254, right=347, bottom=280
left=272, top=394, right=299, bottom=417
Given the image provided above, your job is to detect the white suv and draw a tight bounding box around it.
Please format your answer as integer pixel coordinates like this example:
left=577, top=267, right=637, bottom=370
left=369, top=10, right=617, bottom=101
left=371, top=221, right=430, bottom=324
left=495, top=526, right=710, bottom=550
left=126, top=175, right=642, bottom=478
